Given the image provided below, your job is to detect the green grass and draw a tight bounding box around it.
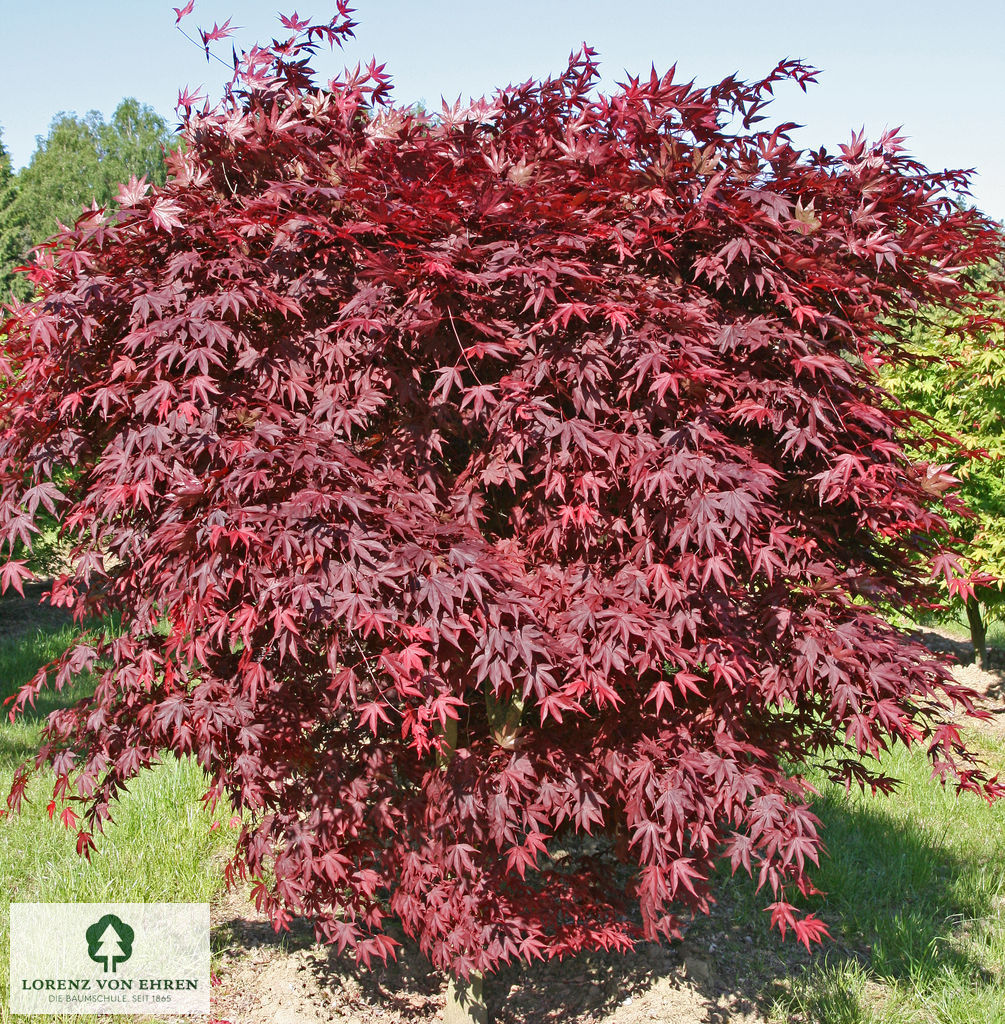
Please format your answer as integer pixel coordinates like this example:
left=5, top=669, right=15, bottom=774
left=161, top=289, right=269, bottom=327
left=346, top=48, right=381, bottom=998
left=0, top=621, right=232, bottom=1024
left=698, top=732, right=1005, bottom=1024
left=777, top=735, right=1005, bottom=1023
left=916, top=606, right=1005, bottom=648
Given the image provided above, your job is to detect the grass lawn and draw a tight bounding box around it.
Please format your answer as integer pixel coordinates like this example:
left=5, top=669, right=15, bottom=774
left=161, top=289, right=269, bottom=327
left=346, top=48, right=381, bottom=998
left=0, top=621, right=232, bottom=1024
left=764, top=734, right=1004, bottom=1023
left=918, top=607, right=1005, bottom=650
left=0, top=616, right=1002, bottom=1023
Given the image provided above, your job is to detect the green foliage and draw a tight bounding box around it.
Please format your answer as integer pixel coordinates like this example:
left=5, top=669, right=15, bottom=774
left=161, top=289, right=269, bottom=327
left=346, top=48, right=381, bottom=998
left=880, top=264, right=1005, bottom=641
left=0, top=131, right=25, bottom=304
left=0, top=99, right=176, bottom=303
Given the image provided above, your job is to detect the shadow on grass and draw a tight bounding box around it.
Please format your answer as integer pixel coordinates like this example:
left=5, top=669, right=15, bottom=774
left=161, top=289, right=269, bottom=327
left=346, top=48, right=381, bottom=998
left=679, top=784, right=1000, bottom=1024
left=468, top=782, right=993, bottom=1023
left=813, top=794, right=994, bottom=982
left=0, top=581, right=72, bottom=642
left=0, top=600, right=92, bottom=768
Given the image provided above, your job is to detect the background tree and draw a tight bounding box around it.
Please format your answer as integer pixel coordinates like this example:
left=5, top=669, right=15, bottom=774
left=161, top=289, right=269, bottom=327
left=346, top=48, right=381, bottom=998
left=0, top=130, right=25, bottom=302
left=881, top=262, right=1005, bottom=666
left=0, top=99, right=176, bottom=303
left=1, top=6, right=1003, bottom=997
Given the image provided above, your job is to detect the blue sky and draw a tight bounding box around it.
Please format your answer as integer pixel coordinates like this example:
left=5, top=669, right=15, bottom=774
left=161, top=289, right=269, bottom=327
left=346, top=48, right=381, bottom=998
left=2, top=1, right=1003, bottom=220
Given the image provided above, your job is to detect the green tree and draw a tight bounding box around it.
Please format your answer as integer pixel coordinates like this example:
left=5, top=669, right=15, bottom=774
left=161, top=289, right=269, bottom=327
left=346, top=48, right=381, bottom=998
left=0, top=99, right=176, bottom=303
left=0, top=129, right=27, bottom=303
left=881, top=264, right=1005, bottom=666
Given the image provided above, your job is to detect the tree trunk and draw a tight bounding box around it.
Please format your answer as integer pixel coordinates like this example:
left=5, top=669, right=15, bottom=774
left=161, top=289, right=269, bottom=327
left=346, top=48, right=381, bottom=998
left=438, top=697, right=510, bottom=1023
left=444, top=972, right=488, bottom=1024
left=966, top=595, right=988, bottom=670
left=485, top=690, right=523, bottom=749
left=436, top=715, right=458, bottom=767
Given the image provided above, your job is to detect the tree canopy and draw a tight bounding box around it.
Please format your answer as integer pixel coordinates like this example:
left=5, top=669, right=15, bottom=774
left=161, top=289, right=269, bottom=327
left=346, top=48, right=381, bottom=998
left=1, top=7, right=1002, bottom=977
left=0, top=131, right=23, bottom=303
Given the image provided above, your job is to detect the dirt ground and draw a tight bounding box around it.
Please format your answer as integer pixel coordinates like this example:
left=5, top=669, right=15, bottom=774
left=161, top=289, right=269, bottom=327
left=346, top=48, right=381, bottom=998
left=909, top=624, right=1005, bottom=739
left=208, top=885, right=767, bottom=1024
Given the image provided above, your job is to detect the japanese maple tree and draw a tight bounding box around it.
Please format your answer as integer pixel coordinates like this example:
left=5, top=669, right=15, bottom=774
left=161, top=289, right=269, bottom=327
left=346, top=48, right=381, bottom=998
left=2, top=5, right=1003, bottom=976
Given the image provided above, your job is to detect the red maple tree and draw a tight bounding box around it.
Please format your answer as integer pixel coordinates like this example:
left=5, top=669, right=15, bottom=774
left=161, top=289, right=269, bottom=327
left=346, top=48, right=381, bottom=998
left=2, top=6, right=1002, bottom=974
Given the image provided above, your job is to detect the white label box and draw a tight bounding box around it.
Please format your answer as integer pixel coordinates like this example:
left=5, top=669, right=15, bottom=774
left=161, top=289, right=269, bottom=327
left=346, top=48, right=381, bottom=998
left=9, top=902, right=210, bottom=1015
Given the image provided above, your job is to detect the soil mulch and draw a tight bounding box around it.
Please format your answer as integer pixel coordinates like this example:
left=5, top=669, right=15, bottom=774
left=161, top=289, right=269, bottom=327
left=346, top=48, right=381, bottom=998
left=208, top=881, right=764, bottom=1024
left=909, top=625, right=1005, bottom=736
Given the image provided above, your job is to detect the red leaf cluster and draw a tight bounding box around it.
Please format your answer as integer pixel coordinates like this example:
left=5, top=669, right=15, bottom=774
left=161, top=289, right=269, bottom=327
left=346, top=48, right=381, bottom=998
left=2, top=8, right=1002, bottom=974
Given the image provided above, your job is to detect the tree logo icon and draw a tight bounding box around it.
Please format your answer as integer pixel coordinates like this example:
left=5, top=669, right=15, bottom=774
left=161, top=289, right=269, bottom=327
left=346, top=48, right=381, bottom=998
left=85, top=914, right=134, bottom=973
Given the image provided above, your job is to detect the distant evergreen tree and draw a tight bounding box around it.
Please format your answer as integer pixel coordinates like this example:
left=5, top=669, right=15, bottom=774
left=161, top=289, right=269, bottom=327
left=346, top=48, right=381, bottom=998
left=0, top=130, right=28, bottom=304
left=0, top=100, right=177, bottom=303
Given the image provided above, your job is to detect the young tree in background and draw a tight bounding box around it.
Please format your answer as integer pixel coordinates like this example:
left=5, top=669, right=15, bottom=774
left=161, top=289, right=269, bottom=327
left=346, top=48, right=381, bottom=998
left=881, top=263, right=1005, bottom=666
left=1, top=5, right=1003, bottom=1002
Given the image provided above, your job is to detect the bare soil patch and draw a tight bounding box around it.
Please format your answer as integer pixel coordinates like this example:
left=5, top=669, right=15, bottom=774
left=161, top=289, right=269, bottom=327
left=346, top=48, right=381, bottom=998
left=909, top=625, right=1005, bottom=737
left=208, top=882, right=769, bottom=1024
